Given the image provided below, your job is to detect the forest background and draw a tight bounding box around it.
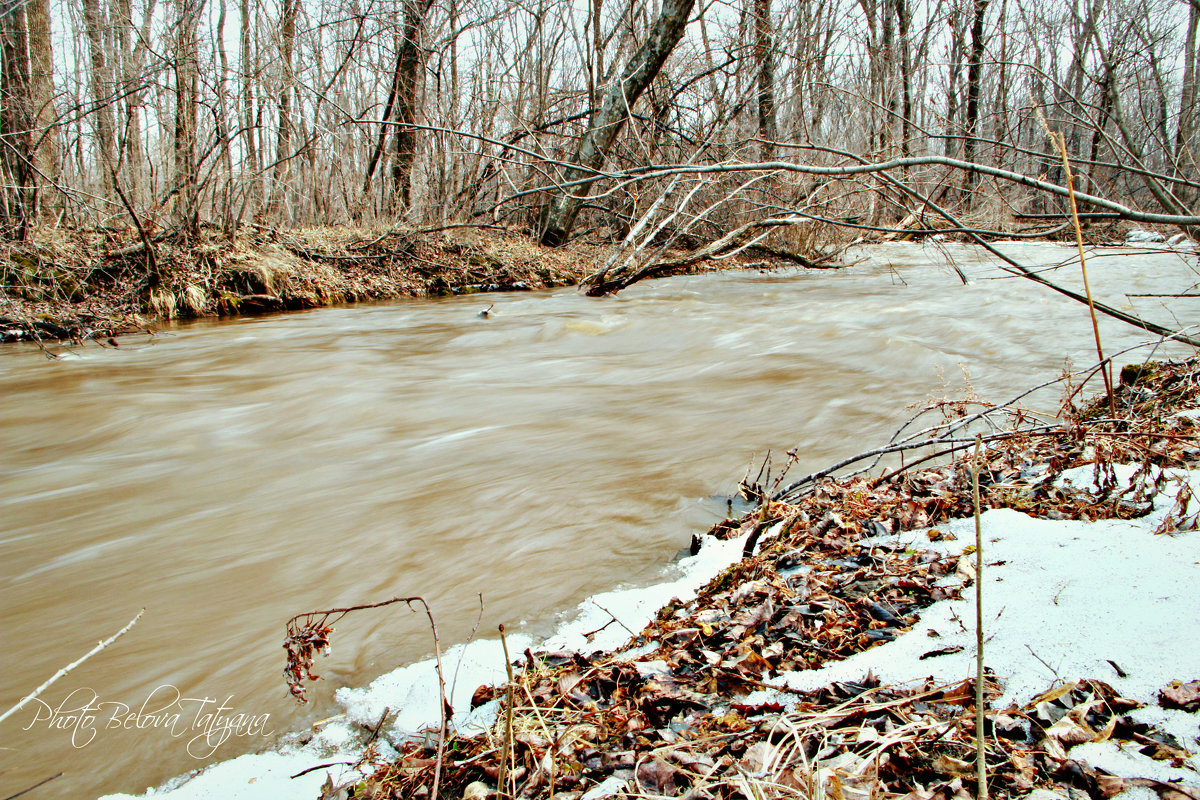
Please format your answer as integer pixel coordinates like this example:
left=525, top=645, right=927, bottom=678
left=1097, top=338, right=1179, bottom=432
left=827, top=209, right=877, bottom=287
left=2, top=0, right=1199, bottom=274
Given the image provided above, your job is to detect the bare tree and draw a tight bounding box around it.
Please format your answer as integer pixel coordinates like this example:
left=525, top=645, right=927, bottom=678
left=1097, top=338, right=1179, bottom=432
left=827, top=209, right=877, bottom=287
left=172, top=0, right=203, bottom=235
left=753, top=0, right=777, bottom=159
left=539, top=0, right=698, bottom=245
left=962, top=0, right=989, bottom=193
left=269, top=0, right=297, bottom=220
left=389, top=0, right=436, bottom=210
left=82, top=0, right=116, bottom=197
left=1, top=0, right=58, bottom=234
left=1176, top=0, right=1199, bottom=180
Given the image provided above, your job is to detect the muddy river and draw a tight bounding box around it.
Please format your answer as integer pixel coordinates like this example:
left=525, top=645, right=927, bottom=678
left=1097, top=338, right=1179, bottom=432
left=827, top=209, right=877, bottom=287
left=1, top=242, right=1195, bottom=798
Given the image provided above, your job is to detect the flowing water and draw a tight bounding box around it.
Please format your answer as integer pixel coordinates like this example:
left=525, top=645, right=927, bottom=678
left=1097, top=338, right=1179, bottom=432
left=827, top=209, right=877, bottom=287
left=1, top=242, right=1196, bottom=799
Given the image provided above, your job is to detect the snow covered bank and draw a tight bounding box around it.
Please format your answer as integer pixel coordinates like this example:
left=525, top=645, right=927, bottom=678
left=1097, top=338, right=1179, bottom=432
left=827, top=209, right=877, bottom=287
left=100, top=349, right=1200, bottom=800
left=750, top=466, right=1200, bottom=787
left=102, top=463, right=1199, bottom=799
left=99, top=530, right=751, bottom=799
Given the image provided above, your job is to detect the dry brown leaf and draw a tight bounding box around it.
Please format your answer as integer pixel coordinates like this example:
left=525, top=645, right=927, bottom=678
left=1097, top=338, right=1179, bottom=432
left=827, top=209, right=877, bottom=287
left=1046, top=713, right=1099, bottom=746
left=1159, top=680, right=1200, bottom=712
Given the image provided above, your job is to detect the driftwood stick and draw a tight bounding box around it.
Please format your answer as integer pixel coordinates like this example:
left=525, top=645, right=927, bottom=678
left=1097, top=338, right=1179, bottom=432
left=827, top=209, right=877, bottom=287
left=0, top=609, right=144, bottom=726
left=1, top=772, right=64, bottom=800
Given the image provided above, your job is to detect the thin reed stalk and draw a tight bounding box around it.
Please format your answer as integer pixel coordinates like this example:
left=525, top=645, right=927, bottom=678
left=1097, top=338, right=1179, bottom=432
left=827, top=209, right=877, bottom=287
left=1051, top=131, right=1117, bottom=419
left=498, top=624, right=516, bottom=799
left=972, top=434, right=988, bottom=800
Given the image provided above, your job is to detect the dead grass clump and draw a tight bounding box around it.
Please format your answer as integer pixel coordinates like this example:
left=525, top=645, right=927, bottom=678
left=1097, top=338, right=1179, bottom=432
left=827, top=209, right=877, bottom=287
left=148, top=287, right=177, bottom=319
left=2, top=223, right=764, bottom=340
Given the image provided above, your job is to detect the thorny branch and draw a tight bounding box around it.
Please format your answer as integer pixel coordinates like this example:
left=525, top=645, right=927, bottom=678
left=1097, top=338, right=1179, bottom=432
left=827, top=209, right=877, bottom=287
left=772, top=350, right=1200, bottom=503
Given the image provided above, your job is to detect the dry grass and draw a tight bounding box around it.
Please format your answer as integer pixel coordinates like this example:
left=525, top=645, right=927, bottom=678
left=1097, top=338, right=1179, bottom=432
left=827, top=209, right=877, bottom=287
left=0, top=214, right=1155, bottom=344
left=0, top=225, right=632, bottom=341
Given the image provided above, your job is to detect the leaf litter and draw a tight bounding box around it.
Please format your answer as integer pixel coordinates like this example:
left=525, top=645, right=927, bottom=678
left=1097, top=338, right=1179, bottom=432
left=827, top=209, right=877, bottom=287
left=101, top=358, right=1200, bottom=800
left=325, top=358, right=1200, bottom=800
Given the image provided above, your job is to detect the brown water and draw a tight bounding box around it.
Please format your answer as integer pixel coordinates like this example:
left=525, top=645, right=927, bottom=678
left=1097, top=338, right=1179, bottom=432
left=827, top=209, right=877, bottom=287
left=1, top=242, right=1195, bottom=798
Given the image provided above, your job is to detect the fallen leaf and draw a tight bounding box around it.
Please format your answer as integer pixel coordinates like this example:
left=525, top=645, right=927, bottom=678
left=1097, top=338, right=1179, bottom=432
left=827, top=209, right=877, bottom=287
left=636, top=757, right=679, bottom=795
left=920, top=645, right=964, bottom=660
left=1159, top=680, right=1200, bottom=712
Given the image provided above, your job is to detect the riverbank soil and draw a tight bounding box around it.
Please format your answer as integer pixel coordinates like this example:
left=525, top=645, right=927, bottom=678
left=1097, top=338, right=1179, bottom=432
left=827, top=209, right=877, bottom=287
left=0, top=225, right=728, bottom=343
left=335, top=359, right=1199, bottom=800
left=0, top=220, right=1145, bottom=345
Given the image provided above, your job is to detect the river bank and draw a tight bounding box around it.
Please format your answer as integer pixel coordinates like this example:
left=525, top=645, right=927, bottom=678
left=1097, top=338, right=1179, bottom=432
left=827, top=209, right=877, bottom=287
left=0, top=225, right=750, bottom=343
left=96, top=355, right=1199, bottom=800
left=1, top=218, right=1161, bottom=345
left=314, top=358, right=1200, bottom=800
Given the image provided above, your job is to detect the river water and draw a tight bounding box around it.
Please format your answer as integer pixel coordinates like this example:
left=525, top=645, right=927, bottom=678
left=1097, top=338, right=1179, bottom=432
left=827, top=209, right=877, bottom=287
left=1, top=242, right=1195, bottom=799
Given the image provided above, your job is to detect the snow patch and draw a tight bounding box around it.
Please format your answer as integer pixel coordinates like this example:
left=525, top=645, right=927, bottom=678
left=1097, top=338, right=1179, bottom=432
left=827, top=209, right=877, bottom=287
left=1125, top=229, right=1196, bottom=250
left=749, top=468, right=1200, bottom=782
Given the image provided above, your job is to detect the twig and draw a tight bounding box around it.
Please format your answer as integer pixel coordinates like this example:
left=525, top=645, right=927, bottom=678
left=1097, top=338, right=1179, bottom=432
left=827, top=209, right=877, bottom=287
left=775, top=423, right=1065, bottom=500
left=448, top=594, right=487, bottom=716
left=1049, top=130, right=1115, bottom=418
left=498, top=623, right=516, bottom=800
left=1024, top=644, right=1060, bottom=678
left=290, top=761, right=356, bottom=779
left=591, top=602, right=637, bottom=637
left=363, top=707, right=391, bottom=747
left=282, top=594, right=449, bottom=800
left=110, top=170, right=158, bottom=278
left=1, top=773, right=64, bottom=800
left=408, top=598, right=449, bottom=800
left=0, top=609, right=144, bottom=726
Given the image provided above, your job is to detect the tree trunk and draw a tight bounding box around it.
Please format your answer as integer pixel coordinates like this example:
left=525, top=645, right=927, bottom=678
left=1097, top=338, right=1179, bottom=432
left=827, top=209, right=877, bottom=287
left=1086, top=63, right=1112, bottom=196
left=539, top=0, right=697, bottom=246
left=1, top=0, right=57, bottom=233
left=364, top=52, right=402, bottom=195
left=115, top=0, right=155, bottom=205
left=83, top=0, right=117, bottom=198
left=962, top=0, right=989, bottom=193
left=270, top=0, right=296, bottom=220
left=893, top=0, right=912, bottom=157
left=1, top=5, right=34, bottom=234
left=173, top=0, right=203, bottom=235
left=590, top=0, right=603, bottom=111
left=1176, top=0, right=1199, bottom=178
left=879, top=0, right=894, bottom=153
left=389, top=0, right=437, bottom=212
left=215, top=0, right=237, bottom=233
left=753, top=0, right=777, bottom=160
left=240, top=0, right=260, bottom=218
left=945, top=2, right=964, bottom=159
left=26, top=0, right=56, bottom=219
left=856, top=0, right=881, bottom=152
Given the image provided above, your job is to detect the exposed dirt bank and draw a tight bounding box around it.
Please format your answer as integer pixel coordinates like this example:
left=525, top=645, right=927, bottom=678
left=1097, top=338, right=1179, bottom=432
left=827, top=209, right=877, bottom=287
left=0, top=225, right=724, bottom=344
left=0, top=219, right=1168, bottom=345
